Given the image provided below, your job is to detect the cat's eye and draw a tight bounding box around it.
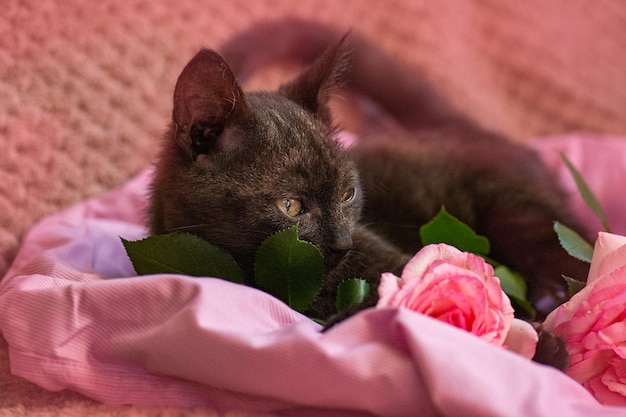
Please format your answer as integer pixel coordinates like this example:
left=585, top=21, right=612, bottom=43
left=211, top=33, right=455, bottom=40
left=341, top=187, right=356, bottom=203
left=277, top=198, right=304, bottom=217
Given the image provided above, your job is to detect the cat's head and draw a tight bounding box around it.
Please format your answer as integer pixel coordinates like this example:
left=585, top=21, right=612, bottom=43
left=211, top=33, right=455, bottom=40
left=149, top=39, right=360, bottom=280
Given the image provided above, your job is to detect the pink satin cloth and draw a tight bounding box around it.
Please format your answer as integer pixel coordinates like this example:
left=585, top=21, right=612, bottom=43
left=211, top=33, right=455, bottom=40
left=1, top=134, right=626, bottom=417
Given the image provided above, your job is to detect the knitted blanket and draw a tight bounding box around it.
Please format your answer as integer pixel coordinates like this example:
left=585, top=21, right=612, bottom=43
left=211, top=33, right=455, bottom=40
left=2, top=1, right=626, bottom=416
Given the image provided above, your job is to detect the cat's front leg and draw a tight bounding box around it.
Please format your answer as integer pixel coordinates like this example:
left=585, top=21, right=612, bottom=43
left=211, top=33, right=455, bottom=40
left=531, top=322, right=569, bottom=370
left=306, top=225, right=411, bottom=322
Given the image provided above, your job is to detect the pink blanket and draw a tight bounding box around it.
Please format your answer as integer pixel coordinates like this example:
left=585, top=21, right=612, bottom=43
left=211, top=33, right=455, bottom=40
left=1, top=135, right=626, bottom=417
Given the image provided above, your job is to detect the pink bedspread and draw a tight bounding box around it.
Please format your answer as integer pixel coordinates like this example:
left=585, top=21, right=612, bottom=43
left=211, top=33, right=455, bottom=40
left=1, top=135, right=626, bottom=417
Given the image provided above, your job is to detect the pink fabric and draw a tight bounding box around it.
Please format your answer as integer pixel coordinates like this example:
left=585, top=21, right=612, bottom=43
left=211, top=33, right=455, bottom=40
left=1, top=134, right=626, bottom=416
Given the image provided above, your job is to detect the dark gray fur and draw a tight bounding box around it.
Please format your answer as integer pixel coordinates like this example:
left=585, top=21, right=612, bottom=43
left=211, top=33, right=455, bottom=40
left=150, top=22, right=589, bottom=370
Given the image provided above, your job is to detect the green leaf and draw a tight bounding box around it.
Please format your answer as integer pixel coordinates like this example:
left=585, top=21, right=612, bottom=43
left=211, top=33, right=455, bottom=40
left=419, top=206, right=490, bottom=256
left=560, top=152, right=611, bottom=232
left=563, top=275, right=587, bottom=298
left=122, top=233, right=245, bottom=283
left=336, top=278, right=370, bottom=312
left=494, top=265, right=527, bottom=301
left=554, top=221, right=594, bottom=263
left=494, top=265, right=535, bottom=318
left=254, top=225, right=324, bottom=313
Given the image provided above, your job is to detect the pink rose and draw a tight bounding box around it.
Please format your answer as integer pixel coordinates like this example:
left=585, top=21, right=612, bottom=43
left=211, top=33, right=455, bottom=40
left=378, top=244, right=537, bottom=357
left=544, top=232, right=626, bottom=405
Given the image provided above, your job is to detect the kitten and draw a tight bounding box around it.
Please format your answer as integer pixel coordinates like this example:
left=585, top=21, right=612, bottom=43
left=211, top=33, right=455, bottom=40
left=149, top=41, right=408, bottom=321
left=149, top=19, right=589, bottom=367
left=215, top=19, right=590, bottom=319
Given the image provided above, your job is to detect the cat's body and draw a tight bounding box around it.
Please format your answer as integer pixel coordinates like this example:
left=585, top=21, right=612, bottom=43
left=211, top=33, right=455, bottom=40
left=150, top=19, right=589, bottom=327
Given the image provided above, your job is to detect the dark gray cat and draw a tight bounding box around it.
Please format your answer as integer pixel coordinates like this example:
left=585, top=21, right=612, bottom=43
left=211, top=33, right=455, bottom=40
left=149, top=39, right=409, bottom=319
left=149, top=21, right=588, bottom=368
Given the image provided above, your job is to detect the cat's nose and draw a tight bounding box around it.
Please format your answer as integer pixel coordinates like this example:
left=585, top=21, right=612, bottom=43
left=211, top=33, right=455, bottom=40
left=330, top=232, right=353, bottom=257
left=323, top=227, right=353, bottom=268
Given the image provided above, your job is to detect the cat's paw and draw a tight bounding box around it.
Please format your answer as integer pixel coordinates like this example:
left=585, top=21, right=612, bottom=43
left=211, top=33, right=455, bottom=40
left=531, top=322, right=569, bottom=370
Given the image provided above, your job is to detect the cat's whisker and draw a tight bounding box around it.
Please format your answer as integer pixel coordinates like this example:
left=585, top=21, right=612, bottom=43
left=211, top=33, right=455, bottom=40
left=166, top=224, right=208, bottom=233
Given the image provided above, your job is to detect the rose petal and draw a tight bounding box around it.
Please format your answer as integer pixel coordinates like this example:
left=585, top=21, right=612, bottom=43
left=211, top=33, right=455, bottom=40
left=546, top=233, right=626, bottom=331
left=585, top=374, right=626, bottom=406
left=602, top=367, right=626, bottom=398
left=588, top=232, right=626, bottom=284
left=377, top=272, right=402, bottom=308
left=400, top=244, right=463, bottom=283
left=502, top=319, right=538, bottom=359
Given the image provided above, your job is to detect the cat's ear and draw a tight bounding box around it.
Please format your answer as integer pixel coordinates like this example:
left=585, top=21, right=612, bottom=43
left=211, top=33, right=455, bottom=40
left=278, top=34, right=349, bottom=124
left=172, top=49, right=253, bottom=160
